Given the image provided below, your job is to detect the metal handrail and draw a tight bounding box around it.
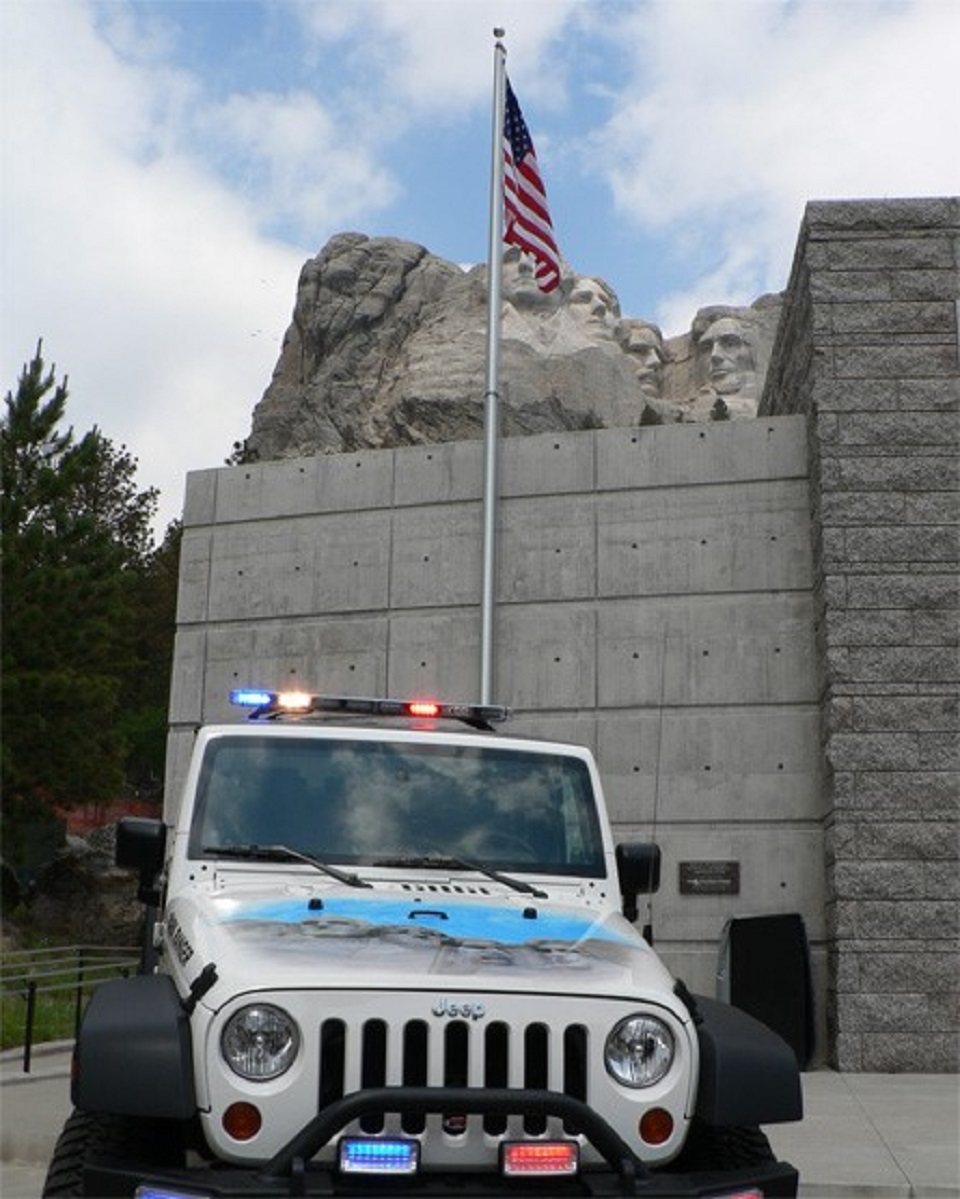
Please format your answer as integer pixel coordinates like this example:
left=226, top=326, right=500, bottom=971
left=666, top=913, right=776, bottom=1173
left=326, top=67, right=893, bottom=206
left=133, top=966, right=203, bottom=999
left=1, top=945, right=140, bottom=1073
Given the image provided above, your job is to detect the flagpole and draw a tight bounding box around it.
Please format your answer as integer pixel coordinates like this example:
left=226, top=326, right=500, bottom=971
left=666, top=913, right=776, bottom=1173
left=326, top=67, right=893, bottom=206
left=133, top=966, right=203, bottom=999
left=480, top=29, right=507, bottom=705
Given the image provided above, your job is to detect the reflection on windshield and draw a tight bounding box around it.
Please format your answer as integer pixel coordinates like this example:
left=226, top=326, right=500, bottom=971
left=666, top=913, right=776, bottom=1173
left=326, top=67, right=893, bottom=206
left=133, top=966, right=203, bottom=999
left=189, top=737, right=604, bottom=877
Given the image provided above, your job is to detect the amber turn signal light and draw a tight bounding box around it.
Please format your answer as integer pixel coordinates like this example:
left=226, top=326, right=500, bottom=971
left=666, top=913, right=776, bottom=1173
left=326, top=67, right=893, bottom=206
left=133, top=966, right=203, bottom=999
left=222, top=1101, right=262, bottom=1141
left=639, top=1107, right=674, bottom=1145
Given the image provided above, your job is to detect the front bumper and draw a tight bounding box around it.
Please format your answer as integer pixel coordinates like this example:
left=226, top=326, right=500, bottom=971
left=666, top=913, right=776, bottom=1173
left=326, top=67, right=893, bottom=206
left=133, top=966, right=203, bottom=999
left=84, top=1086, right=799, bottom=1197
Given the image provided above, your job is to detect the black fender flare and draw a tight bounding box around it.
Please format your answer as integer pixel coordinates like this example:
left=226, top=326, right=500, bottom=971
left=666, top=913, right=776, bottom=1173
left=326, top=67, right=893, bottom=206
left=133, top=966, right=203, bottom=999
left=692, top=994, right=803, bottom=1126
left=73, top=973, right=195, bottom=1120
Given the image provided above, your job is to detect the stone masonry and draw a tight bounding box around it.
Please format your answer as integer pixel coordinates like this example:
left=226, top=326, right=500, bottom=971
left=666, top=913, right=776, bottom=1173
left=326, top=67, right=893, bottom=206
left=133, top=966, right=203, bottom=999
left=760, top=198, right=959, bottom=1071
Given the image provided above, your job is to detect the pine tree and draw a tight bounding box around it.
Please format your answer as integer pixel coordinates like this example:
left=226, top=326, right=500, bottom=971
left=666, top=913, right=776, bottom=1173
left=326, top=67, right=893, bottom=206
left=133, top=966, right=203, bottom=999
left=119, top=520, right=182, bottom=796
left=1, top=343, right=161, bottom=825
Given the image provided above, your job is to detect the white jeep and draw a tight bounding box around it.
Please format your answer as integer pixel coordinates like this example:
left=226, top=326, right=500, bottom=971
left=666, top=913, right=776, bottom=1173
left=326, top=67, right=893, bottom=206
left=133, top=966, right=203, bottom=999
left=44, top=691, right=802, bottom=1197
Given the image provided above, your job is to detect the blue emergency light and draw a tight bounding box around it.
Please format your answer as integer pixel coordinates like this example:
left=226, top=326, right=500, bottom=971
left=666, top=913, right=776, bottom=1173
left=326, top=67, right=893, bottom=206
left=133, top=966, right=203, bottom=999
left=229, top=688, right=273, bottom=708
left=338, top=1136, right=420, bottom=1175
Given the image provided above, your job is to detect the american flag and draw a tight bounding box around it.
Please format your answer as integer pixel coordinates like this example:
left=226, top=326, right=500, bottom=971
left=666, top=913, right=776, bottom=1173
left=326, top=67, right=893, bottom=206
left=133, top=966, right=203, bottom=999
left=502, top=78, right=561, bottom=294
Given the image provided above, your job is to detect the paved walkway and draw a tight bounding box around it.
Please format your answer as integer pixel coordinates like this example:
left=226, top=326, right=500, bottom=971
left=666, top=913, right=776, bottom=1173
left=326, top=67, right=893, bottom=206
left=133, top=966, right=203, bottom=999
left=1, top=1043, right=958, bottom=1197
left=766, top=1070, right=959, bottom=1198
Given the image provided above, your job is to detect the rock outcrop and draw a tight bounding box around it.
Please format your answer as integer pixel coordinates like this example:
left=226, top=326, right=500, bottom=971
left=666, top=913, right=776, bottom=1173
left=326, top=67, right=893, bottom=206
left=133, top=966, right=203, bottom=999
left=23, top=829, right=143, bottom=946
left=245, top=233, right=781, bottom=459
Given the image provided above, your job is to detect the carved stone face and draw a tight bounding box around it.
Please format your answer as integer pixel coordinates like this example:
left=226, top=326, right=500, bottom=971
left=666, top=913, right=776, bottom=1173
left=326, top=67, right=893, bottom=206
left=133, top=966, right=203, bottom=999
left=502, top=248, right=560, bottom=313
left=618, top=321, right=665, bottom=398
left=567, top=276, right=620, bottom=337
left=697, top=317, right=755, bottom=394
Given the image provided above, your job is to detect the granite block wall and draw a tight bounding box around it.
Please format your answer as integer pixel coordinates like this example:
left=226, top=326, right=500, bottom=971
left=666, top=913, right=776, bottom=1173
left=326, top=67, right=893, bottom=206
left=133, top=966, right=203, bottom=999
left=760, top=197, right=959, bottom=1071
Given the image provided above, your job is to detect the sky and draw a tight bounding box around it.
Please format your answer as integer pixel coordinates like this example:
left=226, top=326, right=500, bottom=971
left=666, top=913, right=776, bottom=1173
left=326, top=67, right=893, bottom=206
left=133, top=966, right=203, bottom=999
left=3, top=0, right=958, bottom=537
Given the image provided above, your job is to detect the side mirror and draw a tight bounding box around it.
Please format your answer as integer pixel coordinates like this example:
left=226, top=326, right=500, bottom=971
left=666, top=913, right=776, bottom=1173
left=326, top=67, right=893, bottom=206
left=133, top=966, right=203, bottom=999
left=616, top=842, right=661, bottom=923
left=116, top=817, right=167, bottom=906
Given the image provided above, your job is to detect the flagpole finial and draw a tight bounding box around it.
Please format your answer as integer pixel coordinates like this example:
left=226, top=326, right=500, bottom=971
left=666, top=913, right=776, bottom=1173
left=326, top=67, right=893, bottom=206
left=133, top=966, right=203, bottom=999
left=494, top=26, right=505, bottom=40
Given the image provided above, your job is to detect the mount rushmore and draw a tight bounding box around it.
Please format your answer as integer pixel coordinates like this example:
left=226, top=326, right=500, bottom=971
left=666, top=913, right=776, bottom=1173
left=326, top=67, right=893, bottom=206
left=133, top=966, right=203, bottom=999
left=243, top=233, right=783, bottom=460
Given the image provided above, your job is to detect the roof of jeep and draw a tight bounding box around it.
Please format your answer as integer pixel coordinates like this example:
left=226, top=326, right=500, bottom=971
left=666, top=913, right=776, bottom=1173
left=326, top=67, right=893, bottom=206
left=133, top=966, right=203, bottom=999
left=198, top=714, right=590, bottom=757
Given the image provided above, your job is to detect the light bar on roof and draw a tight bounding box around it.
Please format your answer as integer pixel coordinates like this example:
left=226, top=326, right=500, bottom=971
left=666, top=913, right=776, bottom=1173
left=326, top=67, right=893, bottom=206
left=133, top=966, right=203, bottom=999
left=227, top=689, right=510, bottom=724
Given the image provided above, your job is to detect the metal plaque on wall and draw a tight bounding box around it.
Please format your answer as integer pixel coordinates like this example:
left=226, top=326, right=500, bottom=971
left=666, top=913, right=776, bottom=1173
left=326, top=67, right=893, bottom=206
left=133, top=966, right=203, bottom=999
left=679, top=860, right=741, bottom=896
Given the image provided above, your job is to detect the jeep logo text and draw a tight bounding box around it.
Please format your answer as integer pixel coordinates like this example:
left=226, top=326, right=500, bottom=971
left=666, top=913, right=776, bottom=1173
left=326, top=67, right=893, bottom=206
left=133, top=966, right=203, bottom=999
left=433, top=997, right=486, bottom=1021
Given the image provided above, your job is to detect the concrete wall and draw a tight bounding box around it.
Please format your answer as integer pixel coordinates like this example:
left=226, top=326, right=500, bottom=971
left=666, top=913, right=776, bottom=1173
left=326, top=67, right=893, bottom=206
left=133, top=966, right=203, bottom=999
left=760, top=197, right=959, bottom=1072
left=170, top=416, right=826, bottom=1050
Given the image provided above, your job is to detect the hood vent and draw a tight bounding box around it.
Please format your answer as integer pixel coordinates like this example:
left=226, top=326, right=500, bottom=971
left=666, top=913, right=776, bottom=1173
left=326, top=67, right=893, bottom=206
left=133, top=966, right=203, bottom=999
left=399, top=881, right=493, bottom=897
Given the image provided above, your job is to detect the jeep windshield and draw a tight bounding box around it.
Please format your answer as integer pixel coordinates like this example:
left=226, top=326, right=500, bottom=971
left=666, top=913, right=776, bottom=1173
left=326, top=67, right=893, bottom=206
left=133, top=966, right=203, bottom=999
left=188, top=735, right=605, bottom=877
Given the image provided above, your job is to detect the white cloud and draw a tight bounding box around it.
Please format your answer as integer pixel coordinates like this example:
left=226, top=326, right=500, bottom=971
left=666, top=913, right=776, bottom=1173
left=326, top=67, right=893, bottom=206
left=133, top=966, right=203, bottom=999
left=593, top=0, right=960, bottom=331
left=291, top=0, right=584, bottom=113
left=198, top=90, right=399, bottom=236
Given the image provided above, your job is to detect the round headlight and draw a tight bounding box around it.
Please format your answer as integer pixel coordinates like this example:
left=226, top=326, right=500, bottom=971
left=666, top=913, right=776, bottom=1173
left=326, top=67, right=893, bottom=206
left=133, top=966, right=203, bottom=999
left=604, top=1014, right=674, bottom=1088
left=222, top=1004, right=300, bottom=1081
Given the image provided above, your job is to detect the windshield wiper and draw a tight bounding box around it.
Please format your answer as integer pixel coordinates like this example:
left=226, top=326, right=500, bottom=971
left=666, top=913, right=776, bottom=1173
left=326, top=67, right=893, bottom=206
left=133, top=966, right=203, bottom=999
left=372, top=855, right=547, bottom=900
left=203, top=844, right=371, bottom=889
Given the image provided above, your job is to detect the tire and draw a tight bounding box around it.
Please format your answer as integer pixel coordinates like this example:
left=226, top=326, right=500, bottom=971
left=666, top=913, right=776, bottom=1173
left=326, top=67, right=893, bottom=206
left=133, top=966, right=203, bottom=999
left=665, top=1119, right=776, bottom=1173
left=42, top=1109, right=185, bottom=1197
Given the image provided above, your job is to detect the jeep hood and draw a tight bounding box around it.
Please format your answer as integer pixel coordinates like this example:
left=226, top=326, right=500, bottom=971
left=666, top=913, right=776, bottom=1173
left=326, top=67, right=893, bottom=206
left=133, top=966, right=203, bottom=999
left=167, top=880, right=677, bottom=1005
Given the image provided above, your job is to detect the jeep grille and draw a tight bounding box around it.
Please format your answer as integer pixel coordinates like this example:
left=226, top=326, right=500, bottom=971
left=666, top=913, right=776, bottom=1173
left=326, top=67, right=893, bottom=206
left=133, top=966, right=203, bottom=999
left=319, top=1016, right=588, bottom=1137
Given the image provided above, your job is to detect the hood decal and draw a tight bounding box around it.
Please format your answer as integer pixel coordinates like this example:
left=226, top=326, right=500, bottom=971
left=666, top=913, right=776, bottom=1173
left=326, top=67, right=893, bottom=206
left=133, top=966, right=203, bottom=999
left=185, top=890, right=656, bottom=981
left=211, top=894, right=635, bottom=949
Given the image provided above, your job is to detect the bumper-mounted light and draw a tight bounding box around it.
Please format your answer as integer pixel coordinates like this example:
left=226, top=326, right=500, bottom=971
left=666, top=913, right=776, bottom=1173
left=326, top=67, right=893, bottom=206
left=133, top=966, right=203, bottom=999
left=338, top=1137, right=420, bottom=1175
left=501, top=1140, right=580, bottom=1176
